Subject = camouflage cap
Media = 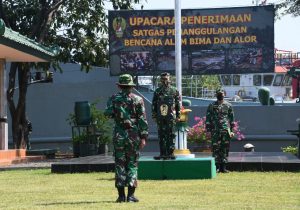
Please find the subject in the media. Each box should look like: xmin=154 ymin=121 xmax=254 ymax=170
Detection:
xmin=160 ymin=72 xmax=170 ymax=80
xmin=116 ymin=74 xmax=135 ymax=86
xmin=216 ymin=88 xmax=225 ymax=94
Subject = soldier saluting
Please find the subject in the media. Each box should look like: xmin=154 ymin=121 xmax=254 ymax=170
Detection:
xmin=205 ymin=89 xmax=235 ymax=173
xmin=152 ymin=72 xmax=181 ymax=159
xmin=105 ymin=74 xmax=148 ymax=203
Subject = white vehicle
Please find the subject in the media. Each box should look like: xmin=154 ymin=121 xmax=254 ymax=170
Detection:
xmin=220 ymin=50 xmax=299 ymax=102
xmin=219 ymin=71 xmax=293 ymax=102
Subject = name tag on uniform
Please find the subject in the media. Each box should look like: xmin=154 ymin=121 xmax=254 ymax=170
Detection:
xmin=160 ymin=104 xmax=168 ymax=116
xmin=157 ymin=96 xmax=173 ymax=118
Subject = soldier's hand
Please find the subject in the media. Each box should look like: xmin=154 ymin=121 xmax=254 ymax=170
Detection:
xmin=230 ymin=132 xmax=235 ymax=138
xmin=140 ymin=138 xmax=146 ymax=149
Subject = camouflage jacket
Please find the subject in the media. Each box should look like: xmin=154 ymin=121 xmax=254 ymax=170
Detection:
xmin=105 ymin=91 xmax=148 ymax=139
xmin=205 ymin=100 xmax=234 ymax=133
xmin=151 ymin=85 xmax=180 ymax=121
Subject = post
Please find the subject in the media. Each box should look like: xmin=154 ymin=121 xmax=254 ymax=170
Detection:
xmin=174 ymin=108 xmax=194 ymax=158
xmin=175 ymin=0 xmax=182 ymax=104
xmin=298 ymin=121 xmax=300 ymax=158
xmin=0 ymin=58 xmax=8 ymax=150
xmin=297 ymin=75 xmax=300 ymax=103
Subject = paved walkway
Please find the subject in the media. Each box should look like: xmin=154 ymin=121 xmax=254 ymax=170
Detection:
xmin=1 ymin=152 xmax=300 ymax=172
xmin=0 ymin=155 xmax=74 ymax=171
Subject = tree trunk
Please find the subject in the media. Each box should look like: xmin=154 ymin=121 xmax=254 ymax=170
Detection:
xmin=7 ymin=63 xmax=30 ymax=149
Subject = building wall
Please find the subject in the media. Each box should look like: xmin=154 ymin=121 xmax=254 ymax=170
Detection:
xmin=7 ymin=63 xmax=300 ymax=152
xmin=186 ymin=105 xmax=300 ymax=152
xmin=8 ymin=63 xmax=118 ymax=142
xmin=188 ymin=105 xmax=300 ymax=136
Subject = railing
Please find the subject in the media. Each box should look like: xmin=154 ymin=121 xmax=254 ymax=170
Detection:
xmin=182 ymin=86 xmax=216 ymax=98
xmin=275 ymin=52 xmax=300 ymax=67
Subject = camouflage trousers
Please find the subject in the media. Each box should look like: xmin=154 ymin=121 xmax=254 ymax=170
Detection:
xmin=211 ymin=131 xmax=231 ymax=166
xmin=114 ymin=130 xmax=140 ymax=188
xmin=157 ymin=120 xmax=176 ymax=156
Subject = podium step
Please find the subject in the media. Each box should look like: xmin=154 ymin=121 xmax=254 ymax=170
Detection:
xmin=138 ymin=157 xmax=216 ymax=180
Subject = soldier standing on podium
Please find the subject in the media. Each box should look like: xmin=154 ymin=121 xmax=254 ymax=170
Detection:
xmin=152 ymin=72 xmax=181 ymax=159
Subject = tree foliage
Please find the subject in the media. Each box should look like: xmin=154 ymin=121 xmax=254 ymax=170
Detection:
xmin=0 ymin=0 xmax=141 ymax=148
xmin=275 ymin=0 xmax=300 ymax=17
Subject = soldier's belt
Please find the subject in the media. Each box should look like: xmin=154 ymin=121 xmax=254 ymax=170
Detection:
xmin=212 ymin=129 xmax=229 ymax=134
xmin=116 ymin=118 xmax=137 ymax=122
xmin=220 ymin=130 xmax=229 ymax=134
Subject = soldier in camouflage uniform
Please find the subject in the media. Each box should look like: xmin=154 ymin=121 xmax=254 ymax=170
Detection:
xmin=205 ymin=89 xmax=234 ymax=173
xmin=152 ymin=72 xmax=181 ymax=159
xmin=105 ymin=74 xmax=148 ymax=203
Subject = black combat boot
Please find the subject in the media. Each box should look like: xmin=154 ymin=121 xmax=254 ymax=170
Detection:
xmin=168 ymin=149 xmax=176 ymax=160
xmin=154 ymin=147 xmax=165 ymax=160
xmin=220 ymin=164 xmax=230 ymax=173
xmin=116 ymin=187 xmax=126 ymax=203
xmin=169 ymin=154 xmax=176 ymax=160
xmin=216 ymin=164 xmax=220 ymax=173
xmin=170 ymin=156 xmax=176 ymax=160
xmin=127 ymin=186 xmax=139 ymax=202
xmin=153 ymin=156 xmax=161 ymax=160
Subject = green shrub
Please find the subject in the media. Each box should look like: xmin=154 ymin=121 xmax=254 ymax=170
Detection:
xmin=90 ymin=101 xmax=113 ymax=145
xmin=182 ymin=99 xmax=192 ymax=106
xmin=281 ymin=145 xmax=298 ymax=156
xmin=269 ymin=97 xmax=275 ymax=105
xmin=258 ymin=87 xmax=270 ymax=105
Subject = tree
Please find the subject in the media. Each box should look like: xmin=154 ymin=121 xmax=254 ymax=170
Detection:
xmin=0 ymin=0 xmax=141 ymax=149
xmin=276 ymin=0 xmax=300 ymax=17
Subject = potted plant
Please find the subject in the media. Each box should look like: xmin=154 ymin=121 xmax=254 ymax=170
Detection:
xmin=72 ymin=133 xmax=82 ymax=157
xmin=187 ymin=116 xmax=245 ymax=152
xmin=89 ymin=101 xmax=113 ymax=154
xmin=74 ymin=131 xmax=93 ymax=157
xmin=187 ymin=116 xmax=211 ymax=152
xmin=69 ymin=125 xmax=98 ymax=157
xmin=67 ymin=100 xmax=113 ymax=156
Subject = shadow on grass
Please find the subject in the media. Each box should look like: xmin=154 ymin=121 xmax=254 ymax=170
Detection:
xmin=96 ymin=177 xmax=114 ymax=181
xmin=38 ymin=200 xmax=116 ymax=206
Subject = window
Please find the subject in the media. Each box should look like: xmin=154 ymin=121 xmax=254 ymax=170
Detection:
xmin=273 ymin=74 xmax=284 ymax=86
xmin=221 ymin=75 xmax=232 ymax=86
xmin=263 ymin=75 xmax=274 ymax=86
xmin=233 ymin=75 xmax=240 ymax=85
xmin=253 ymin=75 xmax=261 ymax=86
xmin=282 ymin=75 xmax=292 ymax=86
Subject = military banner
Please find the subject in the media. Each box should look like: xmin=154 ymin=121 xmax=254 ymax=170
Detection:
xmin=108 ymin=5 xmax=274 ymax=76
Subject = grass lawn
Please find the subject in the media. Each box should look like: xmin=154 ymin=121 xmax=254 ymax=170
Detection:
xmin=0 ymin=169 xmax=299 ymax=210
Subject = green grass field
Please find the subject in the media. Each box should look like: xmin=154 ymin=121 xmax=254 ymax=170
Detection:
xmin=0 ymin=169 xmax=299 ymax=210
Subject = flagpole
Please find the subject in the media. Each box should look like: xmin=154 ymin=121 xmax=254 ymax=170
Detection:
xmin=175 ymin=0 xmax=182 ymax=103
xmin=174 ymin=0 xmax=195 ymax=158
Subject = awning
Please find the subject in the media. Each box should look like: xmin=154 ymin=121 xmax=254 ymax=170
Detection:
xmin=0 ymin=19 xmax=57 ymax=62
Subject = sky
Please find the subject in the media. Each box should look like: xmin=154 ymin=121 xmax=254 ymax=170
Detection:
xmin=111 ymin=0 xmax=300 ymax=52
